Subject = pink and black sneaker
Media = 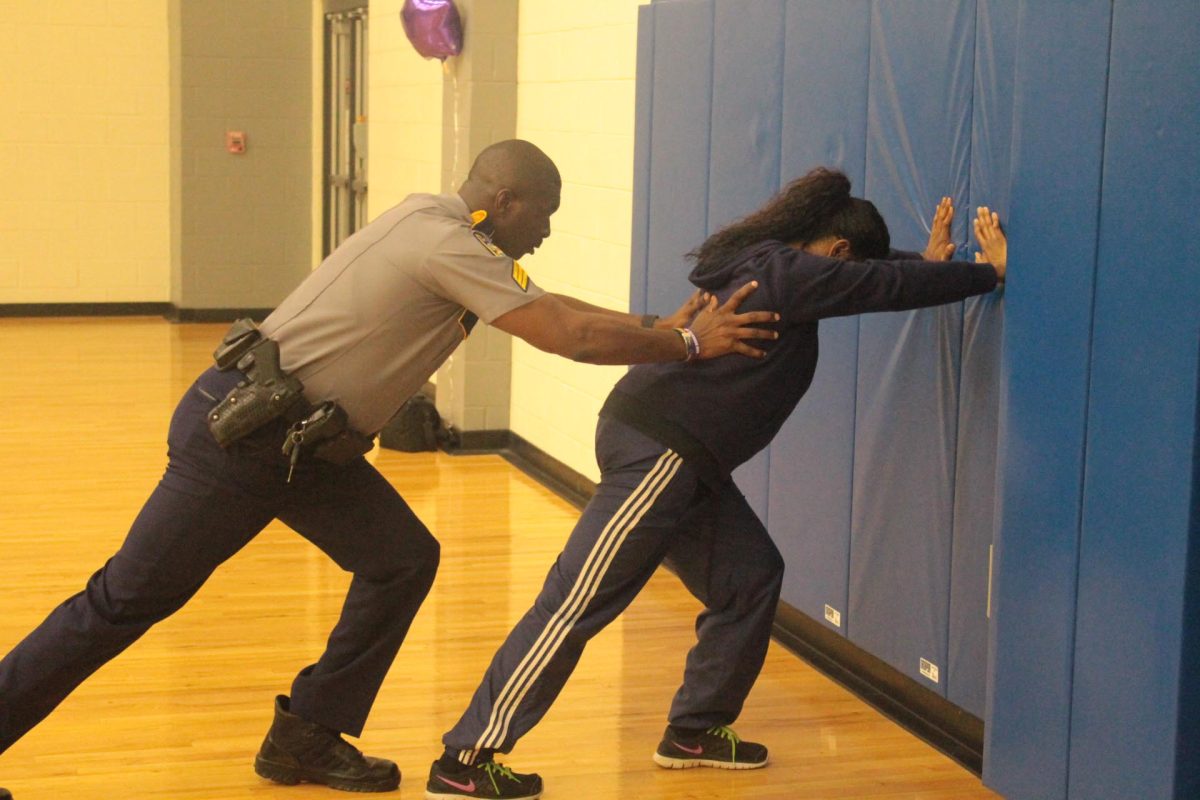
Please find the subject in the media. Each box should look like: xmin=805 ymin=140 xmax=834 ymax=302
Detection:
xmin=653 ymin=725 xmax=769 ymax=770
xmin=425 ymin=758 xmax=542 ymax=799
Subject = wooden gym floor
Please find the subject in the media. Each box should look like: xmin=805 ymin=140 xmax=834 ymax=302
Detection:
xmin=0 ymin=318 xmax=1000 ymax=799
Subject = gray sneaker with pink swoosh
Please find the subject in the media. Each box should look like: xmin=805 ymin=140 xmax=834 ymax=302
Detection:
xmin=425 ymin=759 xmax=542 ymax=799
xmin=653 ymin=725 xmax=769 ymax=770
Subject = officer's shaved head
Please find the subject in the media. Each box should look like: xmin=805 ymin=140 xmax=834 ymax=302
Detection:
xmin=458 ymin=140 xmax=562 ymax=259
xmin=466 ymin=140 xmax=561 ymax=198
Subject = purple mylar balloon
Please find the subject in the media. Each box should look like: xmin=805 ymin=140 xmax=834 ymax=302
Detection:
xmin=400 ymin=0 xmax=463 ymax=61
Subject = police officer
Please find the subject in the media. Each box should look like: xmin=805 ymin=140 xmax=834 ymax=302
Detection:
xmin=0 ymin=140 xmax=776 ymax=796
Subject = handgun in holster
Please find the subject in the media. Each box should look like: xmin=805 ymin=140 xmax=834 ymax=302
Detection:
xmin=213 ymin=318 xmax=262 ymax=369
xmin=207 ymin=324 xmax=307 ymax=447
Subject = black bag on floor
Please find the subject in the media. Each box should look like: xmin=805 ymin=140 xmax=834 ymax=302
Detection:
xmin=380 ymin=393 xmax=446 ymax=452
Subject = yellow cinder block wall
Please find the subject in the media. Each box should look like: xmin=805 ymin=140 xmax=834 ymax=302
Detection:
xmin=0 ymin=0 xmax=439 ymax=305
xmin=367 ymin=0 xmax=444 ymax=220
xmin=0 ymin=2 xmax=170 ymax=303
xmin=511 ymin=0 xmax=647 ymax=482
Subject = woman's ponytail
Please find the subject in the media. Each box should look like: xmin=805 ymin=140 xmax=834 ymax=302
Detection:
xmin=688 ymin=166 xmax=888 ymax=276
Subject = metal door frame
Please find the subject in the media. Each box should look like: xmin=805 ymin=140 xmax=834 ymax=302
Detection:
xmin=322 ymin=6 xmax=368 ymax=257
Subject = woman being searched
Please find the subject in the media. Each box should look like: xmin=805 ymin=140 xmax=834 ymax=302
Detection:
xmin=424 ymin=167 xmax=1009 ymax=800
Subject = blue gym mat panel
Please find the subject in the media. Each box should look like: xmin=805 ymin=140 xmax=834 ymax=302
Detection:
xmin=1068 ymin=3 xmax=1200 ymax=798
xmin=1180 ymin=413 xmax=1200 ymax=800
xmin=847 ymin=0 xmax=977 ymax=696
xmin=946 ymin=0 xmax=1017 ymax=720
xmin=707 ymin=0 xmax=784 ymax=227
xmin=778 ymin=0 xmax=871 ymax=183
xmin=643 ymin=0 xmax=713 ymax=316
xmin=947 ymin=293 xmax=1002 ymax=718
xmin=628 ymin=4 xmax=656 ymax=316
xmin=707 ymin=0 xmax=788 ymax=520
xmin=982 ymin=2 xmax=1113 ymax=797
xmin=766 ymin=0 xmax=872 ymax=628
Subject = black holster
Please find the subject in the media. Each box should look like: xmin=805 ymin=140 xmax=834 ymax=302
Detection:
xmin=206 ymin=319 xmax=374 ymax=464
xmin=207 ymin=336 xmax=306 ymax=447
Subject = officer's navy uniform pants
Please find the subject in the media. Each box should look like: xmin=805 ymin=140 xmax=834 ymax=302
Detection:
xmin=0 ymin=367 xmax=440 ymax=752
xmin=444 ymin=417 xmax=784 ymax=763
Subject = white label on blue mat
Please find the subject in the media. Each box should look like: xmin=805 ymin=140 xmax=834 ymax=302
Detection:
xmin=824 ymin=604 xmax=842 ymax=627
xmin=920 ymin=658 xmax=940 ymax=683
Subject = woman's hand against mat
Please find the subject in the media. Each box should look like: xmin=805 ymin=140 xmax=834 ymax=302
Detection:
xmin=973 ymin=206 xmax=1007 ymax=283
xmin=923 ymin=196 xmax=957 ymax=261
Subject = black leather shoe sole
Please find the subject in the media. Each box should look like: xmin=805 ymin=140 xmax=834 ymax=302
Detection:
xmin=255 ymin=755 xmax=400 ymax=793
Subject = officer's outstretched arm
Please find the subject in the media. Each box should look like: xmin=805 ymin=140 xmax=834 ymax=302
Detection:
xmin=491 ymin=284 xmax=777 ymax=365
xmin=551 ymin=289 xmax=707 ymax=331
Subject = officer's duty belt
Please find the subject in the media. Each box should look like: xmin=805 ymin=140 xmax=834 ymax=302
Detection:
xmin=206 ymin=319 xmax=374 ymax=468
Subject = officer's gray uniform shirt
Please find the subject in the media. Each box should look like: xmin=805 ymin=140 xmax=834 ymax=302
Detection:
xmin=259 ymin=192 xmax=544 ymax=435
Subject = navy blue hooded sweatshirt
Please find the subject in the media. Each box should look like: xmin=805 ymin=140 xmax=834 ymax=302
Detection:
xmin=600 ymin=241 xmax=999 ymax=486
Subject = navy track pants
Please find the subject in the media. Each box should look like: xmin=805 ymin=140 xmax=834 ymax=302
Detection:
xmin=0 ymin=367 xmax=440 ymax=752
xmin=444 ymin=416 xmax=784 ymax=762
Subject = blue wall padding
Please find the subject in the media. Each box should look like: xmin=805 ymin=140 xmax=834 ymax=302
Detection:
xmin=946 ymin=0 xmax=1016 ymax=719
xmin=766 ymin=0 xmax=871 ymax=626
xmin=848 ymin=306 xmax=961 ymax=699
xmin=708 ymin=0 xmax=787 ymax=518
xmin=847 ymin=0 xmax=977 ymax=695
xmin=947 ymin=294 xmax=1001 ymax=717
xmin=707 ymin=0 xmax=783 ymax=224
xmin=1067 ymin=3 xmax=1200 ymax=798
xmin=982 ymin=2 xmax=1113 ymax=797
xmin=778 ymin=0 xmax=871 ymax=184
xmin=643 ymin=0 xmax=712 ymax=316
xmin=1181 ymin=419 xmax=1200 ymax=800
xmin=965 ymin=0 xmax=1016 ymax=247
xmin=628 ymin=4 xmax=656 ymax=317
xmin=634 ymin=1 xmax=1200 ymax=796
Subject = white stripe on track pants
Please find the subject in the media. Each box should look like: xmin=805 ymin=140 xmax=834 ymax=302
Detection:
xmin=443 ymin=416 xmax=785 ymax=763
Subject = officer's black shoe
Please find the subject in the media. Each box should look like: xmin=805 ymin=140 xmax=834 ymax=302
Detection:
xmin=0 ymin=787 xmax=11 ymax=799
xmin=254 ymin=695 xmax=400 ymax=793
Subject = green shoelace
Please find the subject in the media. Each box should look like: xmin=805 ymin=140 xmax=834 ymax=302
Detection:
xmin=482 ymin=760 xmax=520 ymax=794
xmin=706 ymin=725 xmax=741 ymax=761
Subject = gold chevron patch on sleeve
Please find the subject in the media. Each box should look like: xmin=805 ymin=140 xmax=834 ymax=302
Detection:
xmin=511 ymin=261 xmax=529 ymax=291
